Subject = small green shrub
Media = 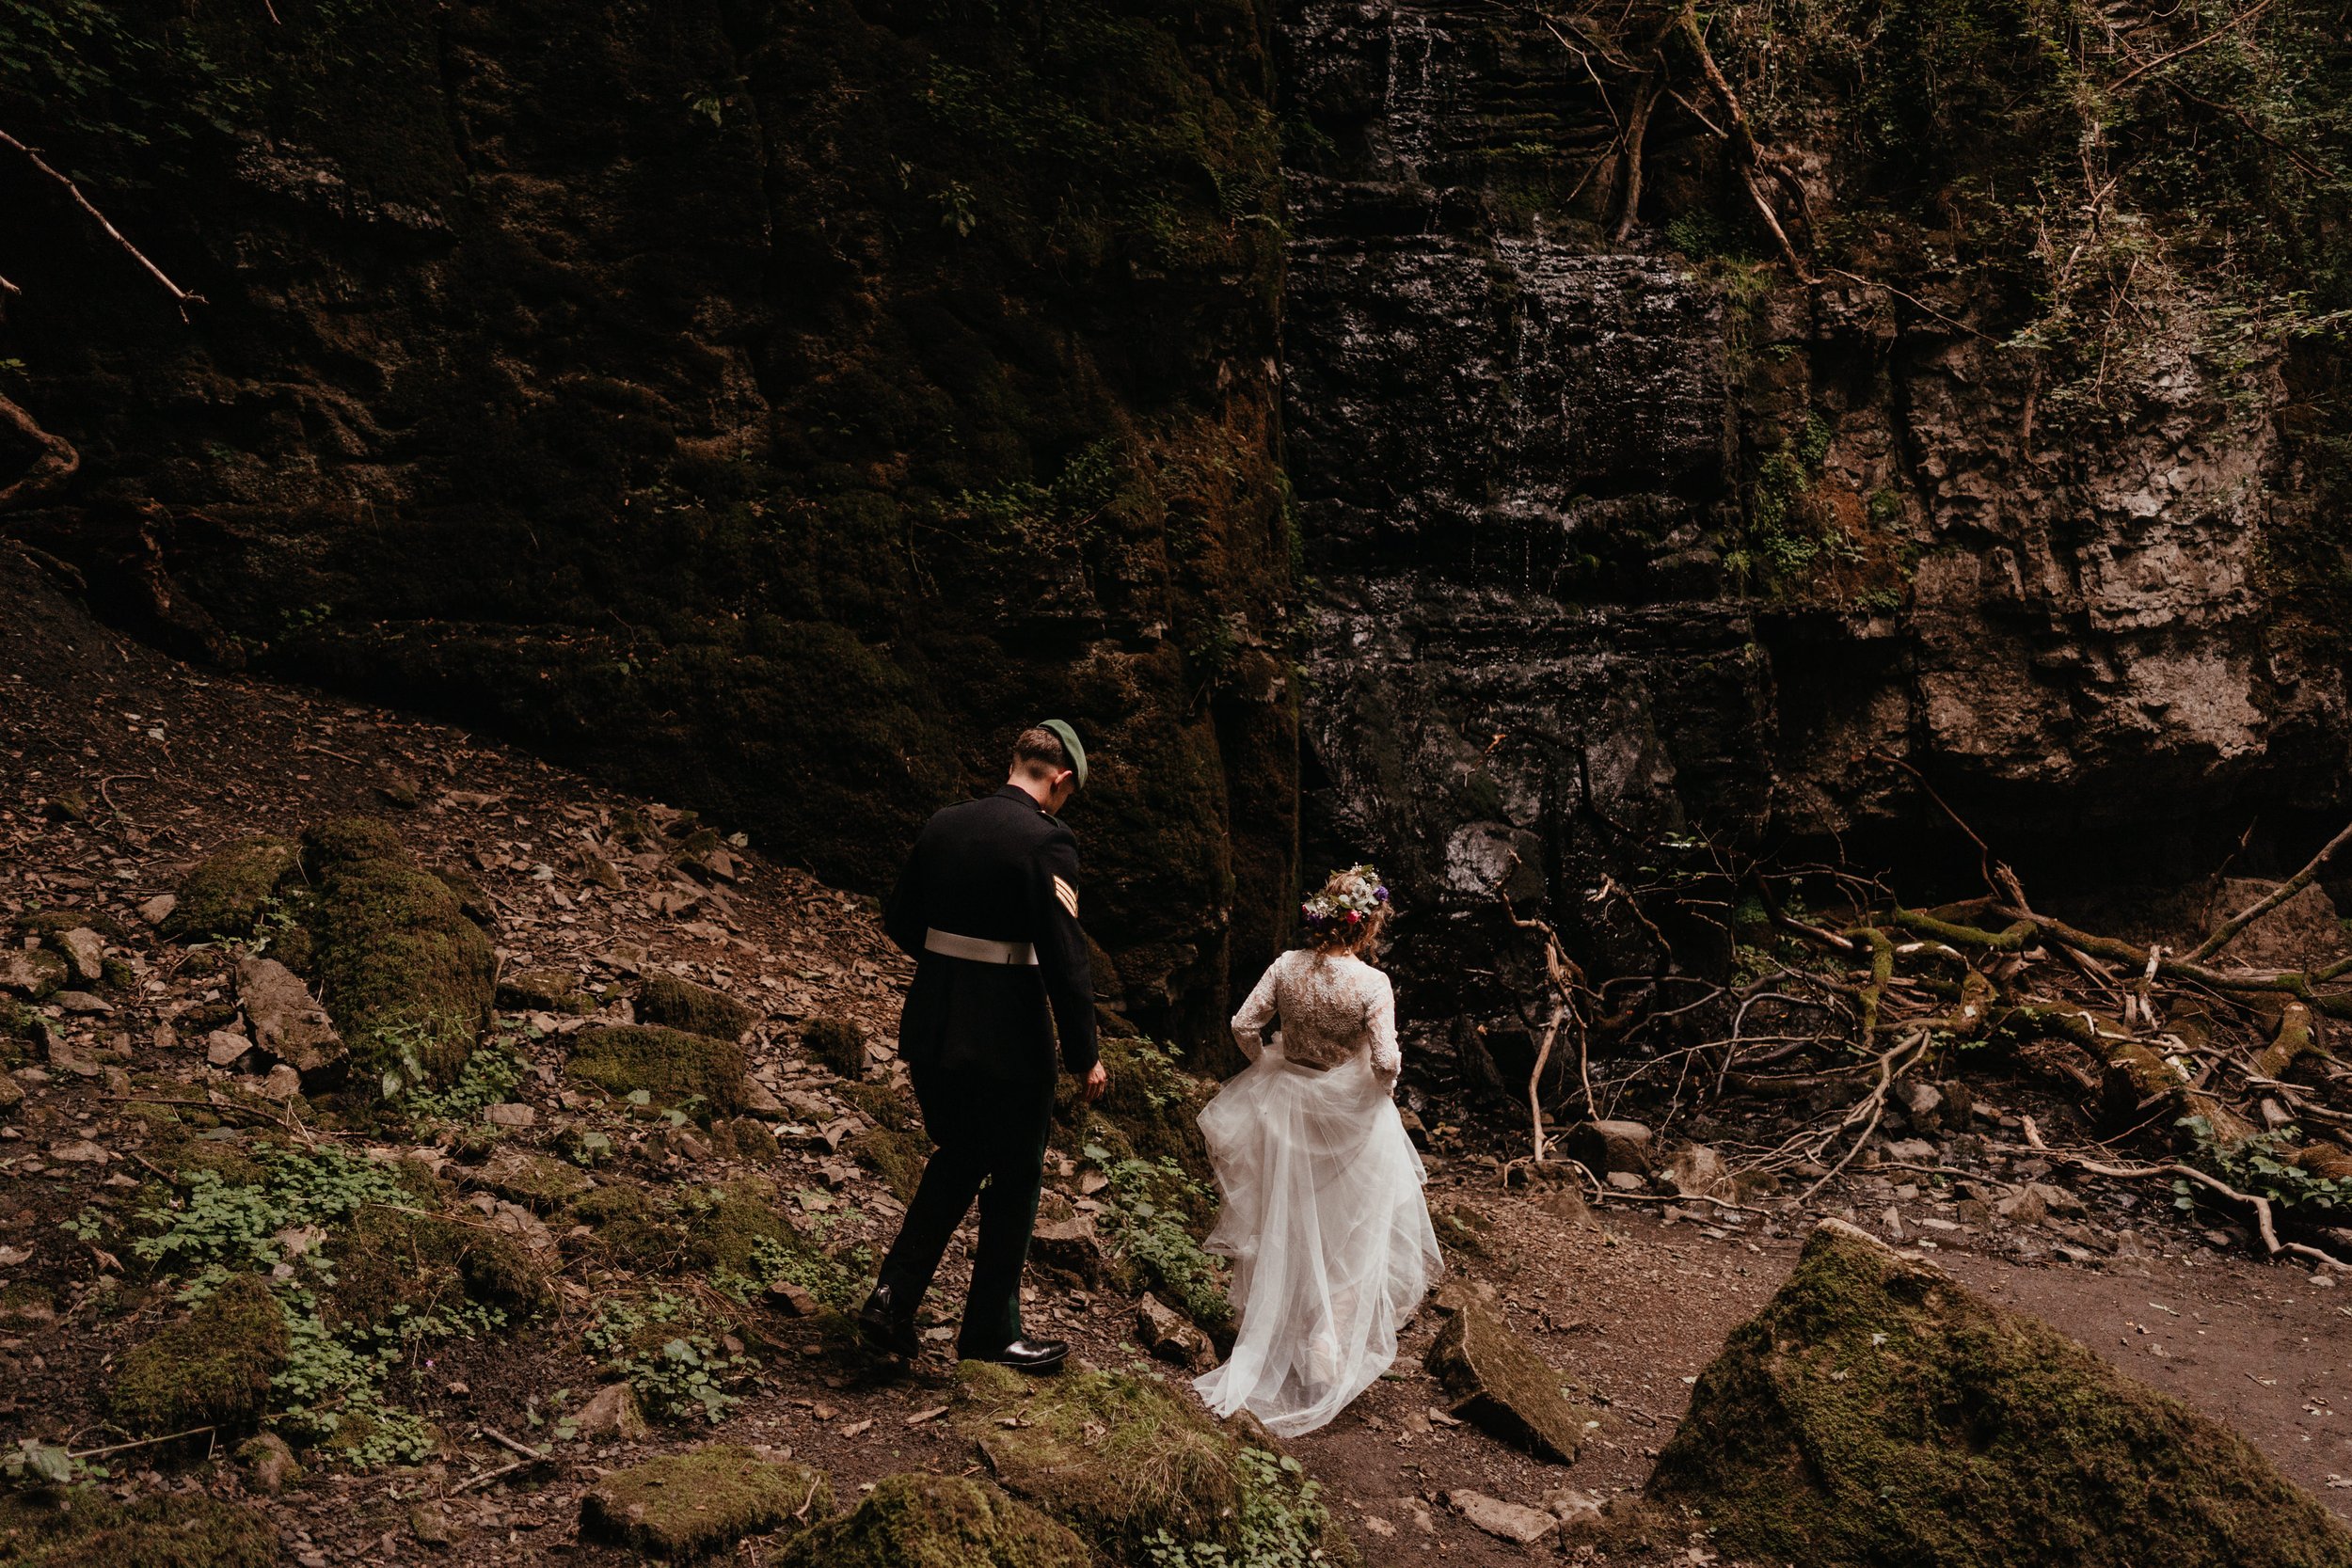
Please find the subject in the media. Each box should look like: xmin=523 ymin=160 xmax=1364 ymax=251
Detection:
xmin=585 ymin=1291 xmax=753 ymax=1425
xmin=1144 ymin=1448 xmax=1349 ymax=1568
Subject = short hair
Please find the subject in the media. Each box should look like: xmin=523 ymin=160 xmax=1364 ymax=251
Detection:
xmin=1010 ymin=725 xmax=1073 ymax=782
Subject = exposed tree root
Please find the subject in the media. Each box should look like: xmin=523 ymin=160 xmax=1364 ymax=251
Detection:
xmin=2021 ymin=1116 xmax=2348 ymax=1273
xmin=0 ymin=392 xmax=78 ymax=513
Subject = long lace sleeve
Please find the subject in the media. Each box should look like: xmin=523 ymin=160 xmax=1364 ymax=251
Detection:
xmin=1365 ymin=969 xmax=1401 ymax=1085
xmin=1231 ymin=957 xmax=1281 ymax=1062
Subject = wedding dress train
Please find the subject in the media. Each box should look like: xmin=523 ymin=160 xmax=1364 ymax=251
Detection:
xmin=1192 ymin=950 xmax=1441 ymax=1437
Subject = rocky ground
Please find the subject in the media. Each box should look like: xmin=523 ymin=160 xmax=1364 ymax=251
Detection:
xmin=3 ymin=545 xmax=2349 ymax=1567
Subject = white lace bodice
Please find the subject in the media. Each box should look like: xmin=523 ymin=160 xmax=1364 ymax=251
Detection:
xmin=1231 ymin=949 xmax=1401 ymax=1082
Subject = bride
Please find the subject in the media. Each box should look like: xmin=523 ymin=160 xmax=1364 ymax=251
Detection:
xmin=1192 ymin=865 xmax=1442 ymax=1436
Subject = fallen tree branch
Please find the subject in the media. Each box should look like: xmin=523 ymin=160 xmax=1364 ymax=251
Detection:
xmin=0 ymin=128 xmax=205 ymax=317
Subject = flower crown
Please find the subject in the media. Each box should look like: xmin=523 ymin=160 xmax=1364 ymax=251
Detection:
xmin=1302 ymin=863 xmax=1390 ymax=933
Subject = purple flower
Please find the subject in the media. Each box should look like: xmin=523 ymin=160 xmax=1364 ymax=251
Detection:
xmin=1373 ymin=885 xmax=1390 ymax=903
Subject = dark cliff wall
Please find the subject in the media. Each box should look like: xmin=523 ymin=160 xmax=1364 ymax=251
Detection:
xmin=1278 ymin=0 xmax=2352 ymax=1029
xmin=0 ymin=0 xmax=1297 ymax=1041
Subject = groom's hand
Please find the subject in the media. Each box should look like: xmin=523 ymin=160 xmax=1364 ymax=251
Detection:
xmin=1082 ymin=1061 xmax=1108 ymax=1103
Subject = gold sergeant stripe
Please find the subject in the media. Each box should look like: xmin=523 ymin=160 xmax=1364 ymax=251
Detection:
xmin=1052 ymin=875 xmax=1079 ymax=917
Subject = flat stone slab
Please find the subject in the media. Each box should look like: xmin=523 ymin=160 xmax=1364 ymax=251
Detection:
xmin=1448 ymin=1489 xmax=1559 ymax=1545
xmin=1424 ymin=1299 xmax=1590 ymax=1464
xmin=236 ymin=957 xmax=345 ymax=1080
xmin=580 ymin=1445 xmax=829 ymax=1559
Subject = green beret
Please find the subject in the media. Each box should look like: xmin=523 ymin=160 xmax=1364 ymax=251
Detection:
xmin=1041 ymin=719 xmax=1087 ymax=789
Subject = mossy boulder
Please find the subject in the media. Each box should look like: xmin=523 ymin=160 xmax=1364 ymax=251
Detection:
xmin=955 ymin=1360 xmax=1242 ymax=1557
xmin=775 ymin=1474 xmax=1091 ymax=1568
xmin=580 ymin=1444 xmax=830 ymax=1559
xmin=1647 ymin=1218 xmax=2352 ymax=1568
xmin=0 ymin=1491 xmax=282 ymax=1568
xmin=639 ymin=974 xmax=755 ymax=1040
xmin=109 ymin=1275 xmax=289 ymax=1434
xmin=1424 ymin=1299 xmax=1590 ymax=1464
xmin=0 ymin=948 xmax=68 ymax=1001
xmin=161 ymin=836 xmax=300 ymax=941
xmin=800 ymin=1015 xmax=867 ymax=1081
xmin=566 ymin=1024 xmax=750 ymax=1115
xmin=299 ymin=817 xmax=495 ymax=1093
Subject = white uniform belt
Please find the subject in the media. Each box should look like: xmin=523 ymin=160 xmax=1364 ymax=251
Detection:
xmin=925 ymin=928 xmax=1038 ymax=966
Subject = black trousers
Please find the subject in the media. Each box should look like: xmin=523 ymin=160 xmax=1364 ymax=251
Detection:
xmin=874 ymin=1062 xmax=1053 ymax=1355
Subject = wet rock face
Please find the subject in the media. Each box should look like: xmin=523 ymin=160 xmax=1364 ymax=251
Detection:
xmin=1278 ymin=0 xmax=2352 ymax=1032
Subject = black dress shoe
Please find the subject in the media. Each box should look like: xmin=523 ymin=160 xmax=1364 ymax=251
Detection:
xmin=965 ymin=1337 xmax=1069 ymax=1373
xmin=858 ymin=1284 xmax=921 ymax=1359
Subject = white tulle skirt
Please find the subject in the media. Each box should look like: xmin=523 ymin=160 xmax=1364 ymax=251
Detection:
xmin=1192 ymin=1046 xmax=1442 ymax=1437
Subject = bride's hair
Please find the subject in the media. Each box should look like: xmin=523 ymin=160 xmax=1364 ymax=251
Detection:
xmin=1300 ymin=864 xmax=1390 ymax=956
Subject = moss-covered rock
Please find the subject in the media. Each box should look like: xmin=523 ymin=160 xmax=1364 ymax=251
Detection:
xmin=772 ymin=1473 xmax=1091 ymax=1568
xmin=850 ymin=1124 xmax=931 ymax=1202
xmin=325 ymin=1207 xmax=548 ymax=1332
xmin=0 ymin=947 xmax=68 ymax=1002
xmin=0 ymin=1491 xmax=282 ymax=1568
xmin=496 ymin=965 xmax=595 ymax=1014
xmin=679 ymin=1178 xmax=793 ymax=1275
xmin=566 ymin=1024 xmax=749 ymax=1115
xmin=1647 ymin=1218 xmax=2352 ymax=1568
xmin=470 ymin=1148 xmax=593 ymax=1211
xmin=580 ymin=1445 xmax=830 ymax=1559
xmin=299 ymin=818 xmax=495 ymax=1093
xmin=109 ymin=1275 xmax=289 ymax=1434
xmin=639 ymin=974 xmax=754 ymax=1040
xmin=1052 ymin=1036 xmax=1216 ymax=1191
xmin=1424 ymin=1298 xmax=1590 ymax=1464
xmin=569 ymin=1183 xmax=683 ymax=1271
xmin=161 ymin=837 xmax=300 ymax=942
xmin=955 ymin=1360 xmax=1242 ymax=1557
xmin=800 ymin=1015 xmax=867 ymax=1081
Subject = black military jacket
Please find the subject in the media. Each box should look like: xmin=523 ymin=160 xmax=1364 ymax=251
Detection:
xmin=883 ymin=784 xmax=1099 ymax=1084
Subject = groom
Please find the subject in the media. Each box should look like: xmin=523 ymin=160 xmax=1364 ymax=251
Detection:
xmin=859 ymin=721 xmax=1109 ymax=1371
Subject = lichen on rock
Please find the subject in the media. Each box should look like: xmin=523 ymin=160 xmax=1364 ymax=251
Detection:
xmin=771 ymin=1472 xmax=1090 ymax=1568
xmin=108 ymin=1274 xmax=290 ymax=1434
xmin=579 ymin=1444 xmax=831 ymax=1559
xmin=565 ymin=1024 xmax=750 ymax=1116
xmin=1647 ymin=1218 xmax=2352 ymax=1568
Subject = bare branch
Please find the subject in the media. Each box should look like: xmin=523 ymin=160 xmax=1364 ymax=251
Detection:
xmin=0 ymin=126 xmax=205 ymax=317
xmin=2188 ymin=816 xmax=2352 ymax=964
